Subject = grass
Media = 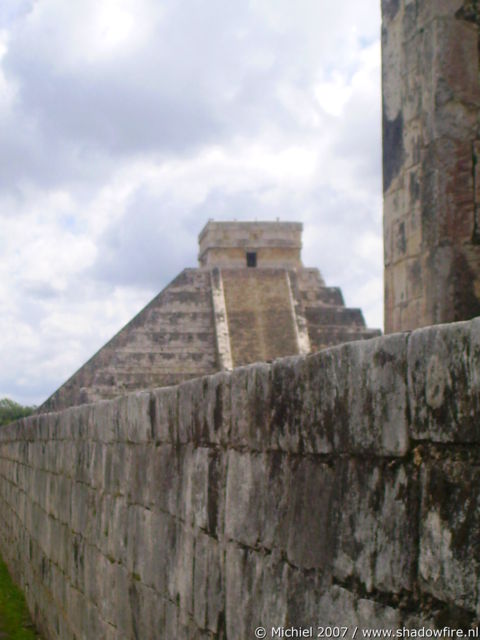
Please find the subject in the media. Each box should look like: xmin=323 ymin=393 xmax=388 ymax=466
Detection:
xmin=0 ymin=555 xmax=42 ymax=639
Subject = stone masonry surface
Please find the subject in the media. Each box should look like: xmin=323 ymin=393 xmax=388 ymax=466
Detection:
xmin=382 ymin=0 xmax=480 ymax=332
xmin=1 ymin=319 xmax=480 ymax=638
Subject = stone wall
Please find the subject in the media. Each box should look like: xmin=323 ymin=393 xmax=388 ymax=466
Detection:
xmin=382 ymin=0 xmax=480 ymax=332
xmin=1 ymin=320 xmax=480 ymax=639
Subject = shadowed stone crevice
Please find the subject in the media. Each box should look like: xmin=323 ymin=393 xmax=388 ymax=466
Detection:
xmin=331 ymin=575 xmax=475 ymax=630
xmin=456 ymin=0 xmax=480 ymax=27
xmin=383 ymin=108 xmax=405 ymax=192
xmin=471 ymin=141 xmax=480 ymax=244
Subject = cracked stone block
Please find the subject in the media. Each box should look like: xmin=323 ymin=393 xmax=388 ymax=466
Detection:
xmin=333 ymin=459 xmax=418 ymax=593
xmin=286 ymin=457 xmax=335 ymax=571
xmin=115 ymin=392 xmax=153 ymax=443
xmin=225 ymin=543 xmax=265 ymax=640
xmin=408 ymin=319 xmax=480 ymax=442
xmin=317 ymin=586 xmax=401 ymax=630
xmin=419 ymin=460 xmax=480 ymax=616
xmin=192 ymin=531 xmax=223 ymax=633
xmin=150 ymin=385 xmax=178 ymax=443
xmin=225 ymin=451 xmax=332 ymax=568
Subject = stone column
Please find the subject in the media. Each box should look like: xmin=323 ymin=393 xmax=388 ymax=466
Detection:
xmin=382 ymin=0 xmax=480 ymax=333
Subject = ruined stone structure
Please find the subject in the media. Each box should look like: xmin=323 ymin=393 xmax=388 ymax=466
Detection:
xmin=383 ymin=0 xmax=480 ymax=332
xmin=4 ymin=2 xmax=480 ymax=637
xmin=41 ymin=220 xmax=379 ymax=412
xmin=1 ymin=319 xmax=480 ymax=639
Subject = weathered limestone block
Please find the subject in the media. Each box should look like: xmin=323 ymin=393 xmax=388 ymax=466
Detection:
xmin=47 ymin=474 xmax=72 ymax=523
xmin=286 ymin=457 xmax=336 ymax=570
xmin=84 ymin=542 xmax=107 ymax=607
xmin=260 ymin=550 xmax=289 ymax=632
xmin=150 ymin=385 xmax=178 ymax=443
xmin=13 ymin=486 xmax=26 ymax=524
xmin=225 ymin=450 xmax=292 ymax=552
xmin=189 ymin=377 xmax=222 ymax=446
xmin=84 ymin=440 xmax=105 ymax=490
xmin=68 ymin=533 xmax=86 ymax=593
xmin=159 ymin=600 xmax=177 ymax=639
xmin=419 ymin=459 xmax=480 ymax=616
xmin=124 ymin=581 xmax=166 ymax=640
xmin=70 ymin=481 xmax=96 ymax=538
xmin=333 ymin=334 xmax=409 ymax=455
xmin=65 ymin=404 xmax=91 ymax=441
xmin=94 ymin=492 xmax=115 ymax=556
xmin=284 ymin=564 xmax=324 ymax=629
xmin=178 ymin=379 xmax=203 ymax=444
xmin=115 ymin=392 xmax=153 ymax=443
xmin=49 ymin=562 xmax=68 ymax=623
xmin=65 ymin=583 xmax=86 ymax=639
xmin=415 ymin=0 xmax=465 ymax=25
xmin=268 ymin=335 xmax=408 ymax=456
xmin=126 ymin=504 xmax=153 ymax=583
xmin=151 ymin=443 xmax=184 ymax=517
xmin=57 ymin=440 xmax=76 ymax=479
xmin=72 ymin=441 xmax=94 ymax=485
xmin=225 ymin=450 xmax=335 ymax=570
xmin=45 ymin=517 xmax=69 ymax=574
xmin=261 ymin=453 xmax=291 ymax=550
xmin=333 ymin=460 xmax=418 ymax=593
xmin=408 ymin=319 xmax=480 ymax=442
xmin=103 ymin=442 xmax=129 ymax=496
xmin=104 ymin=495 xmax=129 ymax=565
xmin=80 ymin=400 xmax=115 ymax=442
xmin=204 ymin=371 xmax=232 ymax=445
xmin=37 ymin=412 xmax=54 ymax=441
xmin=181 ymin=445 xmax=212 ymax=530
xmin=192 ymin=531 xmax=223 ymax=633
xmin=230 ymin=363 xmax=274 ymax=450
xmin=103 ymin=562 xmax=132 ymax=634
xmin=127 ymin=444 xmax=155 ymax=507
xmin=225 ymin=543 xmax=264 ymax=640
xmin=148 ymin=510 xmax=177 ymax=597
xmin=270 ymin=355 xmax=332 ymax=454
xmin=83 ymin=599 xmax=116 ymax=640
xmin=225 ymin=450 xmax=269 ymax=547
xmin=29 ymin=501 xmax=49 ymax=551
xmin=316 ymin=586 xmax=401 ymax=630
xmin=32 ymin=468 xmax=48 ymax=510
xmin=170 ymin=524 xmax=195 ymax=619
xmin=44 ymin=441 xmax=59 ymax=474
xmin=270 ymin=336 xmax=406 ymax=456
xmin=96 ymin=553 xmax=122 ymax=627
xmin=0 ymin=458 xmax=13 ymax=486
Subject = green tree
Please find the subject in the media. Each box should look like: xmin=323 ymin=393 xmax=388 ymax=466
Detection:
xmin=0 ymin=398 xmax=36 ymax=426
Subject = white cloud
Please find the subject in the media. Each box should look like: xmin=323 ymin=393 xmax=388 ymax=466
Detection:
xmin=0 ymin=0 xmax=383 ymax=405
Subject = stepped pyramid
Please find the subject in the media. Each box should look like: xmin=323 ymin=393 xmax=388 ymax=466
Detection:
xmin=41 ymin=221 xmax=380 ymax=412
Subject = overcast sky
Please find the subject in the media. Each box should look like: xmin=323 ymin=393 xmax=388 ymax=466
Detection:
xmin=0 ymin=0 xmax=382 ymax=406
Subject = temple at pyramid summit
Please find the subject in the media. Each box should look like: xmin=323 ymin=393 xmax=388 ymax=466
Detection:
xmin=40 ymin=220 xmax=381 ymax=412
